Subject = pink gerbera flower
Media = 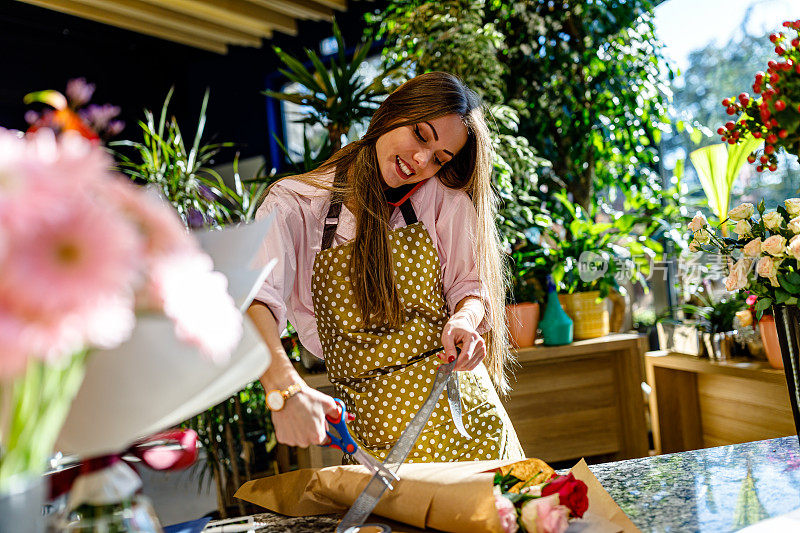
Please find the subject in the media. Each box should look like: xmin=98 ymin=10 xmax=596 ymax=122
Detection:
xmin=102 ymin=176 xmax=194 ymax=260
xmin=0 ymin=186 xmax=142 ymax=365
xmin=0 ymin=309 xmax=32 ymax=379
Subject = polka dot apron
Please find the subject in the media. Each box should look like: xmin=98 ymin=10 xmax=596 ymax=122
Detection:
xmin=310 ymin=176 xmax=524 ymax=463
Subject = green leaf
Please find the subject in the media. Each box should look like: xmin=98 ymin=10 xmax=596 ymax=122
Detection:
xmin=778 ymin=274 xmax=800 ymax=294
xmin=755 ymin=297 xmax=773 ymax=313
xmin=776 ymin=288 xmax=791 ymax=304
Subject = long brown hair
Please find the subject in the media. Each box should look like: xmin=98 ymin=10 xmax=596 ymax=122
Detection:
xmin=272 ymin=72 xmax=511 ymax=393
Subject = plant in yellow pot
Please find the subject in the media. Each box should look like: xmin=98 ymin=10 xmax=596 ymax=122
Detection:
xmin=536 ymin=192 xmax=664 ymax=340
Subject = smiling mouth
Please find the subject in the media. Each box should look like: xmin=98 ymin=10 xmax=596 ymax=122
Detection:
xmin=396 ymin=156 xmax=415 ymax=179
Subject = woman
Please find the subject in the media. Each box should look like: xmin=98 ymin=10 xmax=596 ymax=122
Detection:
xmin=248 ymin=72 xmax=523 ymax=462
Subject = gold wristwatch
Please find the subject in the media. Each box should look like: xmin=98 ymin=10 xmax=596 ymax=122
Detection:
xmin=266 ymin=383 xmax=302 ymax=412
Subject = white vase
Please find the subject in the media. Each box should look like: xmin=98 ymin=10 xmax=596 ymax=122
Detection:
xmin=0 ymin=475 xmax=46 ymax=533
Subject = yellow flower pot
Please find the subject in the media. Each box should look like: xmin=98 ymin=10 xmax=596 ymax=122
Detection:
xmin=558 ymin=291 xmax=610 ymax=340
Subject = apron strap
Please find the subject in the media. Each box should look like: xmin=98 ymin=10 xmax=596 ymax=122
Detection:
xmin=321 ymin=170 xmax=421 ymax=250
xmin=321 ymin=167 xmax=347 ymax=251
xmin=399 ymin=199 xmax=418 ymax=226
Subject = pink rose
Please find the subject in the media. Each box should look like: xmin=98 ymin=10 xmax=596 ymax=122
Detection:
xmin=763 ymin=211 xmax=783 ymax=230
xmin=788 ymin=235 xmax=800 ymax=260
xmin=520 ymin=494 xmax=569 ymax=533
xmin=743 ymin=238 xmax=762 ymax=257
xmin=761 ymin=234 xmax=786 ymax=257
xmin=728 ymin=203 xmax=754 ymax=221
xmin=494 ymin=493 xmax=519 ymax=533
xmin=756 ymin=256 xmax=781 ymax=287
xmin=725 ymin=258 xmax=750 ymax=292
xmin=688 ymin=212 xmax=707 ymax=233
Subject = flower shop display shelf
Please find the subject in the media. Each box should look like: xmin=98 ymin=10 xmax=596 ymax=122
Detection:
xmin=239 ymin=436 xmax=800 ymax=532
xmin=645 ymin=351 xmax=796 ymax=455
xmin=505 ymin=333 xmax=650 ymax=464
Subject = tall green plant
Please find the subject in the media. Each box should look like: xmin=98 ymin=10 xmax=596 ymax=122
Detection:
xmin=489 ymin=0 xmax=673 ymax=212
xmin=113 ymin=90 xmax=274 ymax=517
xmin=111 ymin=89 xmax=265 ymax=228
xmin=370 ymin=0 xmax=507 ymax=104
xmin=689 ymin=134 xmax=763 ymax=226
xmin=264 ymin=19 xmax=405 ymax=152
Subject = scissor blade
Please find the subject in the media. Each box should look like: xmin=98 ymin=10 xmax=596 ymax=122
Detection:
xmin=353 ymin=449 xmax=397 ymax=490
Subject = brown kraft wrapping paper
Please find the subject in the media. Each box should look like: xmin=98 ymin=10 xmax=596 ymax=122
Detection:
xmin=235 ymin=458 xmax=640 ymax=533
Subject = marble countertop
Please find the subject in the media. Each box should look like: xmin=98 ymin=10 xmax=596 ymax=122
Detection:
xmin=588 ymin=436 xmax=800 ymax=532
xmin=249 ymin=437 xmax=800 ymax=532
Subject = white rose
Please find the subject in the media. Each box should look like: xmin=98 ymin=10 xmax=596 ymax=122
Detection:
xmin=688 ymin=212 xmax=707 ymax=233
xmin=789 ymin=217 xmax=800 ymax=234
xmin=763 ymin=211 xmax=784 ymax=231
xmin=786 ymin=198 xmax=800 ymax=217
xmin=725 ymin=258 xmax=750 ymax=292
xmin=756 ymin=256 xmax=782 ymax=287
xmin=694 ymin=228 xmax=711 ymax=244
xmin=728 ymin=203 xmax=754 ymax=221
xmin=788 ymin=235 xmax=800 ymax=260
xmin=761 ymin=234 xmax=787 ymax=257
xmin=735 ymin=219 xmax=752 ymax=237
xmin=743 ymin=238 xmax=763 ymax=257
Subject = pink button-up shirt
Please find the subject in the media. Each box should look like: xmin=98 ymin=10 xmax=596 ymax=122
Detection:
xmin=253 ymin=174 xmax=490 ymax=359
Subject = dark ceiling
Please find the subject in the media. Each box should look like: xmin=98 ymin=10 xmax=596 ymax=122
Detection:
xmin=1 ymin=0 xmax=386 ymax=169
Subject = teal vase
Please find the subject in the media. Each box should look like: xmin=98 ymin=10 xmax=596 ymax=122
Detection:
xmin=539 ymin=278 xmax=573 ymax=346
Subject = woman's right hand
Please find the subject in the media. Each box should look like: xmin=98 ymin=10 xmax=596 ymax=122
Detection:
xmin=246 ymin=302 xmax=340 ymax=448
xmin=270 ymin=384 xmax=341 ymax=448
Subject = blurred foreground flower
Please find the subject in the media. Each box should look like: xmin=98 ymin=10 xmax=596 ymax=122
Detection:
xmin=0 ymin=127 xmax=240 ymax=489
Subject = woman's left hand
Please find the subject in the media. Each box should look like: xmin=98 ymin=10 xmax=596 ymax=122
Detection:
xmin=441 ymin=315 xmax=485 ymax=371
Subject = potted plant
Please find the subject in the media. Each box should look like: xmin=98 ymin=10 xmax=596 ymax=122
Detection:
xmin=677 ymin=291 xmax=748 ymax=360
xmin=534 ymin=192 xmax=664 ymax=340
xmin=632 ymin=309 xmax=660 ymax=351
xmin=505 ymin=239 xmax=548 ymax=348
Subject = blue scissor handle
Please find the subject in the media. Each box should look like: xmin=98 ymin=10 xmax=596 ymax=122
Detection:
xmin=324 ymin=398 xmax=358 ymax=455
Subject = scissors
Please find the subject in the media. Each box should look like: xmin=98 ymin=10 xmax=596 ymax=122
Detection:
xmin=323 ymin=398 xmax=399 ymax=490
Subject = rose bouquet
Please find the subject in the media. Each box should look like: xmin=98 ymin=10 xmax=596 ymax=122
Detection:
xmin=719 ymin=19 xmax=800 ymax=173
xmin=687 ymin=199 xmax=800 ymax=318
xmin=236 ymin=458 xmax=632 ymax=533
xmin=0 ymin=127 xmax=242 ymax=492
xmin=493 ymin=459 xmax=588 ymax=533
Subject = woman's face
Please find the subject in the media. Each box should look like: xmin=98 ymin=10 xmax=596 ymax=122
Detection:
xmin=375 ymin=114 xmax=469 ymax=189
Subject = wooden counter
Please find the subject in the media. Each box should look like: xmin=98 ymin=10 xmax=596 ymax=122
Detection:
xmin=645 ymin=351 xmax=795 ymax=454
xmin=504 ymin=333 xmax=650 ymax=463
xmin=285 ymin=333 xmax=650 ymax=469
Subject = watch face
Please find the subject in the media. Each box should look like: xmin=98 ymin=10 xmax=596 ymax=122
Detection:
xmin=267 ymin=390 xmax=285 ymax=411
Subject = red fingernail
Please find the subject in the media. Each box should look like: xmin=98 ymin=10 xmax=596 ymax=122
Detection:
xmin=448 ymin=355 xmax=456 ymax=363
xmin=347 ymin=412 xmax=356 ymax=422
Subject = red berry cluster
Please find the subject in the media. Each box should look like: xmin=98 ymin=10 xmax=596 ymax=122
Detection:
xmin=720 ymin=20 xmax=800 ymax=173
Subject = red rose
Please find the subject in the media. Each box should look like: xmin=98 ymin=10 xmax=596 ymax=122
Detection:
xmin=540 ymin=473 xmax=589 ymax=518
